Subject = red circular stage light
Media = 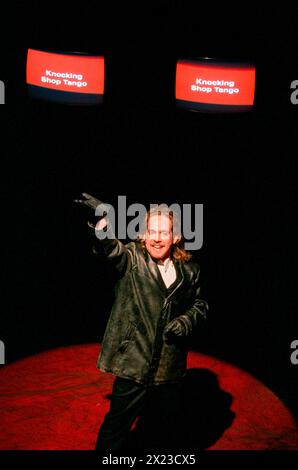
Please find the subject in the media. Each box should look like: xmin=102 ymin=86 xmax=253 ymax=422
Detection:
xmin=0 ymin=344 xmax=297 ymax=450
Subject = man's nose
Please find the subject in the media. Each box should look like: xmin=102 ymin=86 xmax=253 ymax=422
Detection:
xmin=153 ymin=232 xmax=161 ymax=242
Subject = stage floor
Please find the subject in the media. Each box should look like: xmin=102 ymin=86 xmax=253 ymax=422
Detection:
xmin=0 ymin=344 xmax=297 ymax=450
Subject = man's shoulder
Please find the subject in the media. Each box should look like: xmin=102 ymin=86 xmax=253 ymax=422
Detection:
xmin=182 ymin=258 xmax=200 ymax=276
xmin=123 ymin=240 xmax=145 ymax=259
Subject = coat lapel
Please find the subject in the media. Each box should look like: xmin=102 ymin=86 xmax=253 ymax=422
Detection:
xmin=145 ymin=250 xmax=167 ymax=293
xmin=144 ymin=250 xmax=187 ymax=300
xmin=166 ymin=260 xmax=185 ymax=301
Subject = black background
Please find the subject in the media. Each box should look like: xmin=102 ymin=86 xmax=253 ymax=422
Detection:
xmin=1 ymin=1 xmax=298 ymax=434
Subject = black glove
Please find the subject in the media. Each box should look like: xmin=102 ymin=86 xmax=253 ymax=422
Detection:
xmin=163 ymin=315 xmax=192 ymax=345
xmin=74 ymin=192 xmax=105 ymax=210
xmin=74 ymin=192 xmax=109 ymax=228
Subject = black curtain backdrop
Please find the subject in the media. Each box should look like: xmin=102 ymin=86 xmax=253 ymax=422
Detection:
xmin=1 ymin=2 xmax=298 ymax=428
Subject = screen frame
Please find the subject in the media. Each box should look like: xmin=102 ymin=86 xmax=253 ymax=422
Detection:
xmin=175 ymin=56 xmax=256 ymax=113
xmin=26 ymin=48 xmax=105 ymax=106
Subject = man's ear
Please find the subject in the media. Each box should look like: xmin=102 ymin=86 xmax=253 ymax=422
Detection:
xmin=173 ymin=235 xmax=181 ymax=245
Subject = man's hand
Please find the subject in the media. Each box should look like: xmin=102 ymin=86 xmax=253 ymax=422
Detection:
xmin=163 ymin=317 xmax=188 ymax=345
xmin=74 ymin=192 xmax=109 ymax=229
xmin=74 ymin=192 xmax=104 ymax=211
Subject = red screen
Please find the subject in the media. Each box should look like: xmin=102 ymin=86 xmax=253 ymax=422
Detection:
xmin=26 ymin=49 xmax=104 ymax=95
xmin=175 ymin=60 xmax=255 ymax=107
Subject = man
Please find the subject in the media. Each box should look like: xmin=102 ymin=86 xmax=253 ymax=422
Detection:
xmin=88 ymin=201 xmax=208 ymax=452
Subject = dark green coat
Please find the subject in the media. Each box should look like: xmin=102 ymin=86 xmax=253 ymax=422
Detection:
xmin=93 ymin=226 xmax=208 ymax=385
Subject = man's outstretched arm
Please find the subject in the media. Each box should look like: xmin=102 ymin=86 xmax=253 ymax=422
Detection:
xmin=92 ymin=216 xmax=133 ymax=276
xmin=75 ymin=192 xmax=133 ymax=276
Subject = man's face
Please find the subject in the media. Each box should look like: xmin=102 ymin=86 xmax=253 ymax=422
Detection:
xmin=145 ymin=214 xmax=174 ymax=261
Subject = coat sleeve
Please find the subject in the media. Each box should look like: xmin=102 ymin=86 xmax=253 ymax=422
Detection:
xmin=92 ymin=222 xmax=133 ymax=276
xmin=178 ymin=267 xmax=209 ymax=336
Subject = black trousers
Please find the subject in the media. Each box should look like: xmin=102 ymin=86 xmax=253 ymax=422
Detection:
xmin=95 ymin=376 xmax=184 ymax=452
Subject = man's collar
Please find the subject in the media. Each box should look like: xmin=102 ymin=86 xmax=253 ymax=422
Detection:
xmin=156 ymin=257 xmax=172 ymax=272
